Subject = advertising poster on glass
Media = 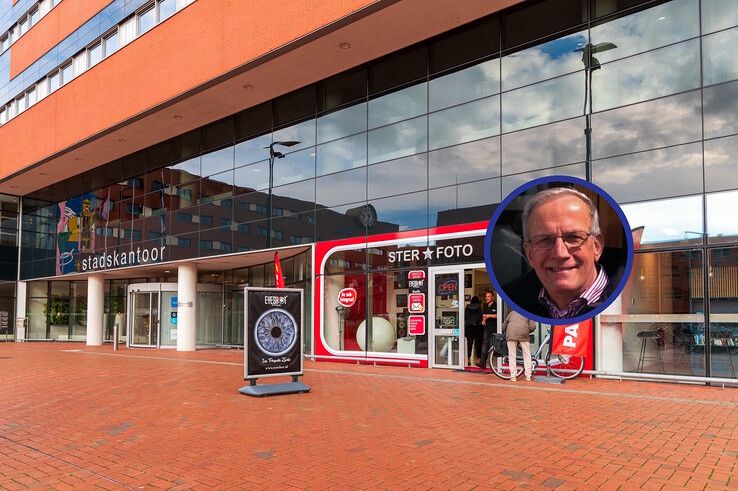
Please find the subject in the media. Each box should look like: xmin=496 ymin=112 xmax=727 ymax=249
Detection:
xmin=244 ymin=287 xmax=304 ymax=380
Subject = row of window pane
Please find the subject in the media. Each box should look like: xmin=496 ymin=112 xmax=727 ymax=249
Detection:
xmin=0 ymin=0 xmax=60 ymax=54
xmin=0 ymin=0 xmax=186 ymax=126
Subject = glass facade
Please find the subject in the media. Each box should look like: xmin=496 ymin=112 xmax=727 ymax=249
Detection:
xmin=8 ymin=0 xmax=738 ymax=378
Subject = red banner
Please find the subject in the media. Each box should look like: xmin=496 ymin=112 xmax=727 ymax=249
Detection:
xmin=274 ymin=251 xmax=285 ymax=288
xmin=551 ymin=320 xmax=591 ymax=357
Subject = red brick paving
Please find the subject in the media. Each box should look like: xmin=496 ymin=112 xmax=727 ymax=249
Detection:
xmin=0 ymin=343 xmax=736 ymax=490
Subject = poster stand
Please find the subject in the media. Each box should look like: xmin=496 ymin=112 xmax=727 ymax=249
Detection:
xmin=239 ymin=375 xmax=311 ymax=397
xmin=239 ymin=287 xmax=310 ymax=397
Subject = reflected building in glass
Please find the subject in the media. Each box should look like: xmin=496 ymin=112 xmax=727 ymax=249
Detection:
xmin=2 ymin=0 xmax=738 ymax=381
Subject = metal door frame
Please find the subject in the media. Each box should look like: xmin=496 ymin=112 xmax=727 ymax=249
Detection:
xmin=428 ymin=266 xmax=465 ymax=369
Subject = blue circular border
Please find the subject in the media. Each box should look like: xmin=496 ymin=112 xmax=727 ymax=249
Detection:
xmin=483 ymin=175 xmax=634 ymax=325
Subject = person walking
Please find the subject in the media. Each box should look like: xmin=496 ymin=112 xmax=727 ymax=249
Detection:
xmin=503 ymin=309 xmax=536 ymax=381
xmin=464 ymin=296 xmax=483 ymax=366
xmin=478 ymin=291 xmax=497 ymax=368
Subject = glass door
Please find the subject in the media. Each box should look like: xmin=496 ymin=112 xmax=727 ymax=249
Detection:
xmin=429 ymin=268 xmax=463 ymax=369
xmin=130 ymin=291 xmax=159 ymax=347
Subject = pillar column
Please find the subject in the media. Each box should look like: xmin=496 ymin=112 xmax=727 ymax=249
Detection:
xmin=86 ymin=275 xmax=104 ymax=346
xmin=15 ymin=281 xmax=26 ymax=342
xmin=177 ymin=263 xmax=197 ymax=351
xmin=596 ymin=294 xmax=624 ymax=372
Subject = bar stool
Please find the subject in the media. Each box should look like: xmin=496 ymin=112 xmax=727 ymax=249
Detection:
xmin=637 ymin=329 xmax=665 ymax=373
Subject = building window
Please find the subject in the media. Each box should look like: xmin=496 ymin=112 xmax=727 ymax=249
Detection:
xmin=1 ymin=35 xmax=8 ymax=52
xmin=159 ymin=0 xmax=176 ymax=21
xmin=0 ymin=108 xmax=5 ymax=125
xmin=178 ymin=237 xmax=191 ymax=247
xmin=200 ymin=215 xmax=213 ymax=226
xmin=49 ymin=71 xmax=60 ymax=92
xmin=16 ymin=96 xmax=26 ymax=114
xmin=273 ymin=207 xmax=284 ymax=216
xmin=176 ymin=213 xmax=193 ymax=222
xmin=88 ymin=42 xmax=102 ymax=67
xmin=19 ymin=16 xmax=29 ymax=35
xmin=26 ymin=88 xmax=37 ymax=107
xmin=138 ymin=4 xmax=156 ymax=35
xmin=103 ymin=31 xmax=119 ymax=56
xmin=60 ymin=63 xmax=73 ymax=85
xmin=257 ymin=227 xmax=267 ymax=237
xmin=29 ymin=8 xmax=40 ymax=26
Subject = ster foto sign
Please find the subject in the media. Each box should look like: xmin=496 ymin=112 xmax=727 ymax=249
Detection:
xmin=81 ymin=245 xmax=165 ymax=272
xmin=386 ymin=244 xmax=474 ymax=263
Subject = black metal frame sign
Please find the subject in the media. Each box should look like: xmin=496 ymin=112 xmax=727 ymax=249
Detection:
xmin=244 ymin=287 xmax=303 ymax=380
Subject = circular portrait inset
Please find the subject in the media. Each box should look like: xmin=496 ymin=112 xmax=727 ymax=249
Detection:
xmin=484 ymin=176 xmax=633 ymax=325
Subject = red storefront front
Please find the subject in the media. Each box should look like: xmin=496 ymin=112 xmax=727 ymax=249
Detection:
xmin=313 ymin=222 xmax=595 ymax=371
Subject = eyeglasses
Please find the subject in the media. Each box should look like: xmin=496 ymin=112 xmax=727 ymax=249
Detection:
xmin=527 ymin=231 xmax=592 ymax=252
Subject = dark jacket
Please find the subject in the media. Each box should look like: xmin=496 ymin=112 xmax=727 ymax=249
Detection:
xmin=464 ymin=302 xmax=482 ymax=327
xmin=502 ymin=247 xmax=625 ymax=319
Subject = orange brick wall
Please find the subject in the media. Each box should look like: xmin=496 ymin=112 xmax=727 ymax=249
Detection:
xmin=10 ymin=0 xmax=112 ymax=78
xmin=0 ymin=0 xmax=377 ymax=181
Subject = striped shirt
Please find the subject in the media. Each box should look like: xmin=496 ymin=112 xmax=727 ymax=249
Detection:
xmin=538 ymin=265 xmax=609 ymax=319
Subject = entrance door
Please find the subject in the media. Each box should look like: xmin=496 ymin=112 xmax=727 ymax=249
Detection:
xmin=429 ymin=268 xmax=464 ymax=369
xmin=130 ymin=291 xmax=159 ymax=347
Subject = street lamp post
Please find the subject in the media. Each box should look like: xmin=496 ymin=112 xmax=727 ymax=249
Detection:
xmin=576 ymin=42 xmax=617 ymax=181
xmin=266 ymin=140 xmax=300 ymax=248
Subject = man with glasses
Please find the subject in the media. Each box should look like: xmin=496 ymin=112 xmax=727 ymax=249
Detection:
xmin=507 ymin=187 xmax=614 ymax=320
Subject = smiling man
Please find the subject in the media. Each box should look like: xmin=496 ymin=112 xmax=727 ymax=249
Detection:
xmin=507 ymin=187 xmax=616 ymax=320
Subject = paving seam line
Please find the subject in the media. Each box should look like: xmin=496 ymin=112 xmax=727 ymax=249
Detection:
xmin=58 ymin=350 xmax=738 ymax=407
xmin=0 ymin=434 xmax=137 ymax=490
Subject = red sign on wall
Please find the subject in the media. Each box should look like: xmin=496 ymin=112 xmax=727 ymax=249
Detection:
xmin=337 ymin=288 xmax=357 ymax=308
xmin=408 ymin=270 xmax=425 ymax=280
xmin=408 ymin=293 xmax=426 ymax=313
xmin=551 ymin=321 xmax=591 ymax=357
xmin=408 ymin=315 xmax=425 ymax=336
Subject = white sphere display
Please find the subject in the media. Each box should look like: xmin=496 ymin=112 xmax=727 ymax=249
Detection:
xmin=356 ymin=317 xmax=396 ymax=352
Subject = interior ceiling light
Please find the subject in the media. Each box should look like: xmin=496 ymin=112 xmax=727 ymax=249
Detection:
xmin=117 ymin=138 xmax=126 ymax=142
xmin=339 ymin=42 xmax=351 ymax=49
xmin=242 ymin=84 xmax=254 ymax=90
xmin=173 ymin=114 xmax=182 ymax=119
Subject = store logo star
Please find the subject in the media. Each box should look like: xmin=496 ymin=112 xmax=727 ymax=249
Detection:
xmin=422 ymin=248 xmax=434 ymax=259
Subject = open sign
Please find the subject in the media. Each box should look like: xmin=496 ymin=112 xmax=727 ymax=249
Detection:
xmin=337 ymin=288 xmax=358 ymax=308
xmin=436 ymin=279 xmax=458 ymax=295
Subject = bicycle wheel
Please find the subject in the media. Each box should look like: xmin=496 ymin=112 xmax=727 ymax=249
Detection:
xmin=546 ymin=351 xmax=585 ymax=379
xmin=488 ymin=351 xmax=524 ymax=380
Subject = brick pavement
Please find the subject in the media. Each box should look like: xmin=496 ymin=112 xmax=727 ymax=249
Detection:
xmin=0 ymin=343 xmax=736 ymax=490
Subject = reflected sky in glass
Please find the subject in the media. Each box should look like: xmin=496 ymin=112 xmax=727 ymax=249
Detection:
xmin=235 ymin=134 xmax=271 ymax=168
xmin=702 ymin=0 xmax=738 ymax=34
xmin=502 ymin=72 xmax=583 ymax=133
xmin=703 ymin=80 xmax=738 ymax=139
xmin=707 ymin=190 xmax=738 ymax=241
xmin=502 ymin=116 xmax=584 ymax=174
xmin=273 ymin=147 xmax=315 ymax=186
xmin=429 ymin=95 xmax=500 ymax=150
xmin=368 ymin=116 xmax=427 ymax=164
xmin=371 ymin=191 xmax=428 ymax=232
xmin=591 ymin=90 xmax=701 ymax=159
xmin=621 ymin=195 xmax=702 ymax=245
xmin=702 ymin=27 xmax=738 ymax=86
xmin=317 ymin=103 xmax=367 ymax=143
xmin=368 ymin=154 xmax=426 ymax=200
xmin=705 ymin=135 xmax=738 ymax=193
xmin=201 ymin=147 xmax=234 ymax=176
xmin=316 ymin=167 xmax=367 ymax=208
xmin=429 ymin=59 xmax=499 ymax=111
xmin=502 ymin=30 xmax=586 ymax=91
xmin=368 ymin=83 xmax=427 ymax=129
xmin=591 ymin=0 xmax=698 ymax=64
xmin=593 ymin=40 xmax=700 ymax=112
xmin=429 ymin=136 xmax=500 ymax=188
xmin=593 ymin=143 xmax=703 ymax=203
xmin=316 ymin=133 xmax=366 ymax=176
xmin=273 ymin=119 xmax=315 ymax=150
xmin=501 ymin=163 xmax=584 ymax=197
